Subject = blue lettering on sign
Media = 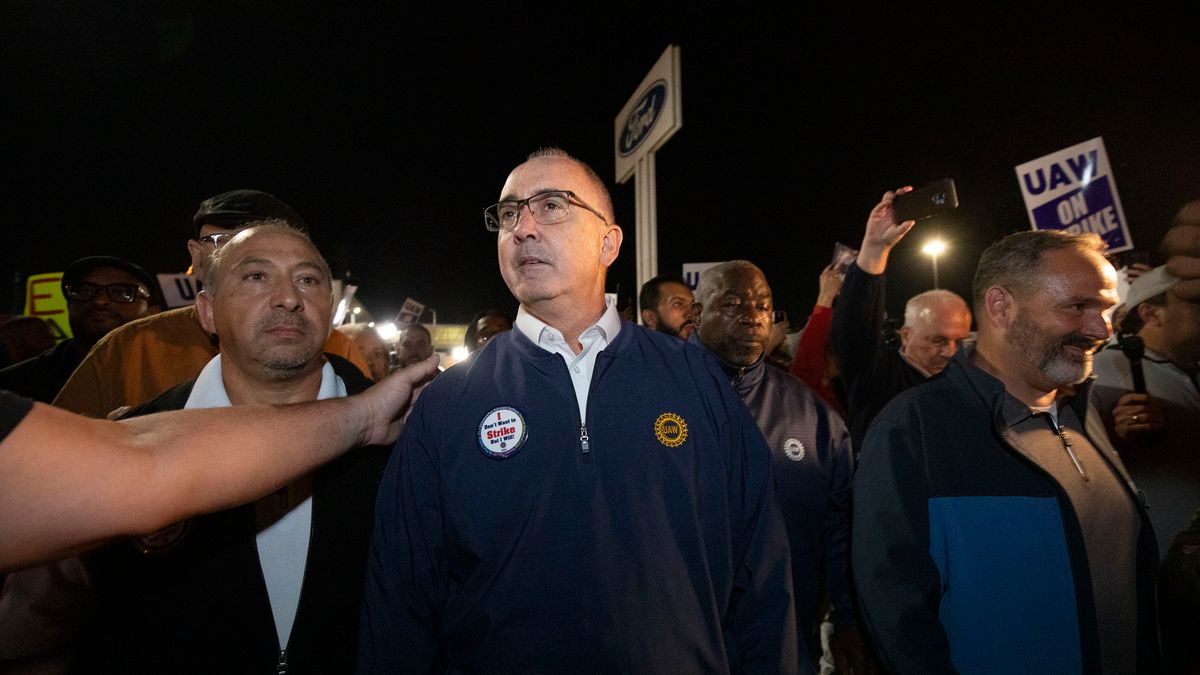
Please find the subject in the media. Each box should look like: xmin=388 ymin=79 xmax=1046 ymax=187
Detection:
xmin=1030 ymin=176 xmax=1127 ymax=250
xmin=1021 ymin=150 xmax=1098 ymax=195
xmin=174 ymin=277 xmax=203 ymax=301
xmin=619 ymin=80 xmax=668 ymax=157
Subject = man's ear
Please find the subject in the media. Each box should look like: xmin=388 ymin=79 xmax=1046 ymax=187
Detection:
xmin=984 ymin=286 xmax=1015 ymax=330
xmin=899 ymin=325 xmax=912 ymax=349
xmin=1137 ymin=302 xmax=1162 ymax=327
xmin=600 ymin=224 xmax=623 ymax=268
xmin=196 ymin=290 xmax=217 ymax=335
xmin=641 ymin=309 xmax=658 ymax=329
xmin=186 ymin=239 xmax=206 ymax=276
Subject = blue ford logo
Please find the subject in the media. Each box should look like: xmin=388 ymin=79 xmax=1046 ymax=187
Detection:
xmin=619 ymin=80 xmax=668 ymax=157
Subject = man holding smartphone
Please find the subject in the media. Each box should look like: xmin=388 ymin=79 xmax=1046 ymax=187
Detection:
xmin=831 ymin=187 xmax=972 ymax=453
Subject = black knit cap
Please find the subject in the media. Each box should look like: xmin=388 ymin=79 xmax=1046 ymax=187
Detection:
xmin=192 ymin=189 xmax=307 ymax=234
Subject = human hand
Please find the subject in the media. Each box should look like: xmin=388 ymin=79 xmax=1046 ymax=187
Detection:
xmin=830 ymin=625 xmax=877 ymax=675
xmin=1164 ymin=224 xmax=1200 ymax=302
xmin=1110 ymin=393 xmax=1165 ymax=440
xmin=816 ymin=265 xmax=845 ymax=308
xmin=856 ymin=187 xmax=915 ymax=275
xmin=355 ymin=354 xmax=440 ymax=446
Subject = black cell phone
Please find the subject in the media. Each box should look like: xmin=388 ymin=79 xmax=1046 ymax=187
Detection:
xmin=892 ymin=178 xmax=959 ymax=224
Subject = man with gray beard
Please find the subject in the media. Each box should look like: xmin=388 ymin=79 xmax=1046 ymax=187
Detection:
xmin=852 ymin=230 xmax=1162 ymax=674
xmin=72 ymin=222 xmax=389 ymax=672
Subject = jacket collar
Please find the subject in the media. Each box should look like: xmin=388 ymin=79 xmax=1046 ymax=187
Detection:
xmin=946 ymin=345 xmax=1094 ymax=429
xmin=687 ymin=332 xmax=764 ymax=396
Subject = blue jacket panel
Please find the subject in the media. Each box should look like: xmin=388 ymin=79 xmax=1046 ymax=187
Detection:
xmin=359 ymin=323 xmax=798 ymax=674
xmin=852 ymin=350 xmax=1161 ymax=675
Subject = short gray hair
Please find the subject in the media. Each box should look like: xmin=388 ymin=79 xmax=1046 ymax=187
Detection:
xmin=972 ymin=230 xmax=1108 ymax=309
xmin=204 ymin=219 xmax=332 ymax=297
xmin=524 ymin=147 xmax=614 ymax=224
xmin=694 ymin=260 xmax=762 ymax=310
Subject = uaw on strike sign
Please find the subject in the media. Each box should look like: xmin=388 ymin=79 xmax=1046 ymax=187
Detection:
xmin=1015 ymin=137 xmax=1133 ymax=253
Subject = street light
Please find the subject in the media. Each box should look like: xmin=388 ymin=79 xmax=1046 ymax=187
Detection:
xmin=922 ymin=239 xmax=946 ymax=289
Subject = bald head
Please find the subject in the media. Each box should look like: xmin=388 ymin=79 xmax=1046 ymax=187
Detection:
xmin=899 ymin=289 xmax=972 ymax=376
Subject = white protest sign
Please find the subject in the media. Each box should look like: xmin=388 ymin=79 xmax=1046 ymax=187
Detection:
xmin=157 ymin=273 xmax=202 ymax=308
xmin=332 ymin=283 xmax=358 ymax=325
xmin=682 ymin=262 xmax=723 ymax=291
xmin=1014 ymin=137 xmax=1132 ymax=252
xmin=397 ymin=297 xmax=425 ymax=324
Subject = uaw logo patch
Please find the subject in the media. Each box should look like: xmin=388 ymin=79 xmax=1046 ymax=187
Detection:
xmin=478 ymin=406 xmax=528 ymax=459
xmin=784 ymin=437 xmax=806 ymax=461
xmin=654 ymin=412 xmax=688 ymax=448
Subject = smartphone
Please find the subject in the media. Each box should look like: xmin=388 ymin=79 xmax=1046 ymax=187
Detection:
xmin=892 ymin=178 xmax=958 ymax=224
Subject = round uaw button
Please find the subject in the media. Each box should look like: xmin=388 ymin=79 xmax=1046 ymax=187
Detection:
xmin=478 ymin=406 xmax=528 ymax=459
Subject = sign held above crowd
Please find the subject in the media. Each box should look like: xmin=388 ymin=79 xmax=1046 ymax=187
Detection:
xmin=1015 ymin=137 xmax=1132 ymax=252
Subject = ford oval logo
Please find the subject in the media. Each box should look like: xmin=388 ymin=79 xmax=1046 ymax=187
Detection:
xmin=619 ymin=80 xmax=668 ymax=157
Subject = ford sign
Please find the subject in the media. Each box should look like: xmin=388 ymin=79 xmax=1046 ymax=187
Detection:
xmin=618 ymin=80 xmax=668 ymax=157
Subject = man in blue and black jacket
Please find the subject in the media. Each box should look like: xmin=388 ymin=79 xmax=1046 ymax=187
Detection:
xmin=853 ymin=230 xmax=1162 ymax=674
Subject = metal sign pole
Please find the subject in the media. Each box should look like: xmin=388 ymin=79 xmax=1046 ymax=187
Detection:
xmin=635 ymin=153 xmax=658 ymax=292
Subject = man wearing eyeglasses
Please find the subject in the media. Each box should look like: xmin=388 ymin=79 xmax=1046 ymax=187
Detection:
xmin=52 ymin=189 xmax=368 ymax=418
xmin=359 ymin=148 xmax=798 ymax=673
xmin=0 ymin=256 xmax=161 ymax=403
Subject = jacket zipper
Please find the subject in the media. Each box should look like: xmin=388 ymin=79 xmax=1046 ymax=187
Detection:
xmin=1047 ymin=416 xmax=1089 ymax=481
xmin=276 ymin=648 xmax=288 ymax=674
xmin=579 ymin=423 xmax=591 ymax=462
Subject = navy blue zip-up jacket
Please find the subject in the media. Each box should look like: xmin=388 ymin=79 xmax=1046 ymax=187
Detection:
xmin=693 ymin=335 xmax=855 ymax=643
xmin=852 ymin=349 xmax=1161 ymax=674
xmin=359 ymin=322 xmax=798 ymax=674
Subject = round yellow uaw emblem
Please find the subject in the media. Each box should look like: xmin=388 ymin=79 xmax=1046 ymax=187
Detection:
xmin=654 ymin=412 xmax=688 ymax=448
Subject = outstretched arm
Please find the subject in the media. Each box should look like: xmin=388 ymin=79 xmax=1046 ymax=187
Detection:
xmin=0 ymin=355 xmax=439 ymax=571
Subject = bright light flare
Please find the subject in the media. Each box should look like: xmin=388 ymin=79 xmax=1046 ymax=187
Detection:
xmin=451 ymin=346 xmax=470 ymax=361
xmin=375 ymin=322 xmax=399 ymax=341
xmin=922 ymin=239 xmax=947 ymax=256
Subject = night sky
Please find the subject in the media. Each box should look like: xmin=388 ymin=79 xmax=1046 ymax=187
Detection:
xmin=4 ymin=4 xmax=1198 ymax=324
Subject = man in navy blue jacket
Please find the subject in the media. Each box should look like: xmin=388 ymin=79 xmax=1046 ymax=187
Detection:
xmin=693 ymin=260 xmax=864 ymax=673
xmin=359 ymin=148 xmax=797 ymax=674
xmin=853 ymin=230 xmax=1161 ymax=674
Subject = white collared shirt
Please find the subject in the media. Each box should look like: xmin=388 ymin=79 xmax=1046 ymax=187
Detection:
xmin=184 ymin=355 xmax=346 ymax=651
xmin=514 ymin=300 xmax=622 ymax=422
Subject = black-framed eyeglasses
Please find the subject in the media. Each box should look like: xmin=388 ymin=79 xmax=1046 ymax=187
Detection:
xmin=483 ymin=190 xmax=608 ymax=232
xmin=64 ymin=282 xmax=150 ymax=304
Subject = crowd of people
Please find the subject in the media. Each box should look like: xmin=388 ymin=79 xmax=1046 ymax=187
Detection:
xmin=0 ymin=147 xmax=1198 ymax=673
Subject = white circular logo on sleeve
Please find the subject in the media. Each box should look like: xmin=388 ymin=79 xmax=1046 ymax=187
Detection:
xmin=478 ymin=406 xmax=528 ymax=459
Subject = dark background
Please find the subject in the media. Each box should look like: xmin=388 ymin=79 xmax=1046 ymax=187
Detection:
xmin=3 ymin=3 xmax=1197 ymax=324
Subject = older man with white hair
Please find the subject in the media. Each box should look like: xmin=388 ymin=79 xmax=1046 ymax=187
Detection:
xmin=832 ymin=187 xmax=972 ymax=453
